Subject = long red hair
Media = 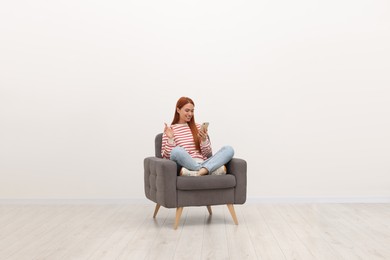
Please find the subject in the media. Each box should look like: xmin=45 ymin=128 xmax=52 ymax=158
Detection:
xmin=171 ymin=97 xmax=200 ymax=151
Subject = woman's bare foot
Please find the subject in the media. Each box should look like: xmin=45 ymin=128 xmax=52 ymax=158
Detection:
xmin=197 ymin=167 xmax=209 ymax=176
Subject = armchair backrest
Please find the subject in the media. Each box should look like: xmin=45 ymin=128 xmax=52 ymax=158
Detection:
xmin=155 ymin=133 xmax=163 ymax=158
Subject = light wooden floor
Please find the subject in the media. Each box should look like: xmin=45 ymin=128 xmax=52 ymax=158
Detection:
xmin=1 ymin=203 xmax=390 ymax=260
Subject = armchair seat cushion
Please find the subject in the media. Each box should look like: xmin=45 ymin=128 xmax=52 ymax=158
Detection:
xmin=177 ymin=174 xmax=236 ymax=191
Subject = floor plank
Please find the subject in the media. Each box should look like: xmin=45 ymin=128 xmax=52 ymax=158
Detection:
xmin=257 ymin=204 xmax=315 ymax=260
xmin=241 ymin=205 xmax=286 ymax=260
xmin=201 ymin=206 xmax=230 ymax=260
xmin=273 ymin=204 xmax=342 ymax=260
xmin=225 ymin=205 xmax=258 ymax=259
xmin=87 ymin=204 xmax=152 ymax=260
xmin=9 ymin=205 xmax=112 ymax=260
xmin=173 ymin=207 xmax=205 ymax=260
xmin=117 ymin=205 xmax=170 ymax=260
xmin=293 ymin=204 xmax=375 ymax=259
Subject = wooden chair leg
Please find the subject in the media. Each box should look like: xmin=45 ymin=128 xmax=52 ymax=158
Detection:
xmin=153 ymin=204 xmax=161 ymax=218
xmin=206 ymin=205 xmax=212 ymax=215
xmin=174 ymin=207 xmax=184 ymax=230
xmin=227 ymin=204 xmax=238 ymax=225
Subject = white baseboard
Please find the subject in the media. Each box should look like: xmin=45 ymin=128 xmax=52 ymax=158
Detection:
xmin=1 ymin=196 xmax=390 ymax=204
xmin=246 ymin=196 xmax=390 ymax=204
xmin=0 ymin=198 xmax=150 ymax=205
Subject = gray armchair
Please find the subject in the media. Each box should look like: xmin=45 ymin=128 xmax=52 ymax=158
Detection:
xmin=144 ymin=133 xmax=247 ymax=229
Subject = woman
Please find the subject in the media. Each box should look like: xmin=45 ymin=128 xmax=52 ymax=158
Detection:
xmin=162 ymin=96 xmax=234 ymax=176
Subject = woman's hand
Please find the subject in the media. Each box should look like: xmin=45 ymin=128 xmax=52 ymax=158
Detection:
xmin=164 ymin=123 xmax=174 ymax=139
xmin=198 ymin=128 xmax=208 ymax=142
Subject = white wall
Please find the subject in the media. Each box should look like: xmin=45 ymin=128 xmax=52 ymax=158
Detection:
xmin=1 ymin=0 xmax=389 ymax=200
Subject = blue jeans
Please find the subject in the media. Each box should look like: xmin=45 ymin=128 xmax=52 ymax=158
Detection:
xmin=170 ymin=146 xmax=234 ymax=173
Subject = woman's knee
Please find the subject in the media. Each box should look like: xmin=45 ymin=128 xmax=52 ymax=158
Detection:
xmin=170 ymin=146 xmax=185 ymax=160
xmin=222 ymin=145 xmax=235 ymax=158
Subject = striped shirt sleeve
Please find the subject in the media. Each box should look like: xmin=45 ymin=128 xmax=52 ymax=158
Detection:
xmin=200 ymin=138 xmax=212 ymax=158
xmin=161 ymin=132 xmax=176 ymax=159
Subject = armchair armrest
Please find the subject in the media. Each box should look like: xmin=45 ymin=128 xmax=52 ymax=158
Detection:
xmin=144 ymin=157 xmax=178 ymax=208
xmin=226 ymin=158 xmax=247 ymax=204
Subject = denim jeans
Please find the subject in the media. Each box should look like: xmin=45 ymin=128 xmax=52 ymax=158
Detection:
xmin=170 ymin=146 xmax=234 ymax=173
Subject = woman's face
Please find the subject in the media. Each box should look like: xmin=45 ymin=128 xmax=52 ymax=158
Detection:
xmin=177 ymin=103 xmax=194 ymax=124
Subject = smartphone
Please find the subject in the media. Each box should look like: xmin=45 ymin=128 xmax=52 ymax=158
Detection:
xmin=201 ymin=122 xmax=209 ymax=132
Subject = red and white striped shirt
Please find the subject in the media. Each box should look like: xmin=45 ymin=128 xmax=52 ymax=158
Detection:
xmin=161 ymin=123 xmax=212 ymax=160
